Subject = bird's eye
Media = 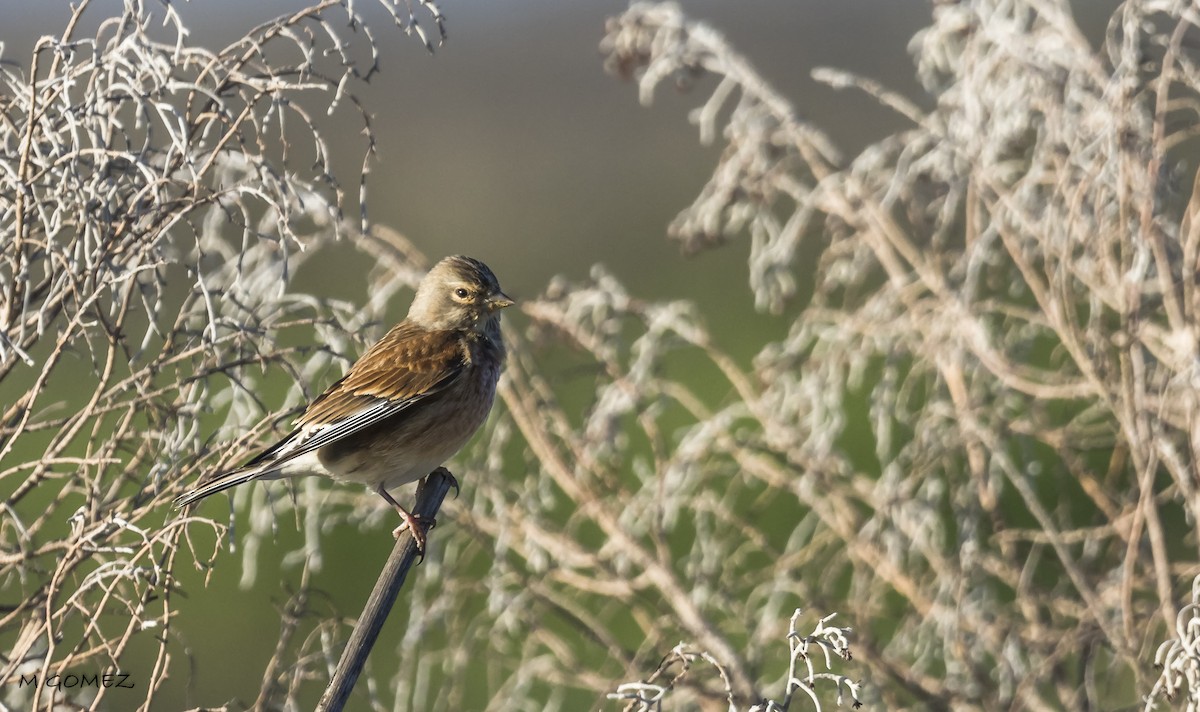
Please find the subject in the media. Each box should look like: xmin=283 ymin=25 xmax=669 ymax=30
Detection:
xmin=454 ymin=288 xmax=470 ymax=299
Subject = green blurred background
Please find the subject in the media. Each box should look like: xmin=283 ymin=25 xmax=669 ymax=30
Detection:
xmin=1 ymin=0 xmax=1121 ymax=708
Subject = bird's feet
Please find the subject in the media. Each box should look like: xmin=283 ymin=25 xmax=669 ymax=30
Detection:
xmin=376 ymin=484 xmax=435 ymax=560
xmin=391 ymin=509 xmax=436 ymax=556
xmin=376 ymin=471 xmax=458 ymax=562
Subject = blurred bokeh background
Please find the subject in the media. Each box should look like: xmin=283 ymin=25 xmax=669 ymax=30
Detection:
xmin=1 ymin=0 xmax=1126 ymax=708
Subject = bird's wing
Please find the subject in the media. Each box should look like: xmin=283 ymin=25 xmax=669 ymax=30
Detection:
xmin=242 ymin=323 xmax=467 ymax=471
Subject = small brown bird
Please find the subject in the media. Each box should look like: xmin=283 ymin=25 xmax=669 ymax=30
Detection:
xmin=175 ymin=255 xmax=513 ymax=552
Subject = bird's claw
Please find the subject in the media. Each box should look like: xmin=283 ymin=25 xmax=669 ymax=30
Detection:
xmin=392 ymin=511 xmax=436 ymax=561
xmin=427 ymin=467 xmax=460 ymax=498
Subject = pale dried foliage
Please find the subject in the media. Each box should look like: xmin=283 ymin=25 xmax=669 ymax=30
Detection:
xmin=593 ymin=0 xmax=1200 ymax=709
xmin=0 ymin=0 xmax=440 ymax=709
xmin=608 ymin=611 xmax=860 ymax=712
xmin=1153 ymin=574 xmax=1200 ymax=710
xmin=6 ymin=0 xmax=1200 ymax=710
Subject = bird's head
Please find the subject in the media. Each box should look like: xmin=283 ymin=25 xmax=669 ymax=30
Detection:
xmin=408 ymin=255 xmax=514 ymax=333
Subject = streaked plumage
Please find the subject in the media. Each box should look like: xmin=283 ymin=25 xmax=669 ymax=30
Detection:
xmin=175 ymin=255 xmax=512 ymax=551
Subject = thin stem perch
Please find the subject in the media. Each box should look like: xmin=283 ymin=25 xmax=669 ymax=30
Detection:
xmin=316 ymin=468 xmax=456 ymax=712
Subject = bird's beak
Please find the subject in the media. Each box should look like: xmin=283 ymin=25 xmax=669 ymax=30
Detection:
xmin=488 ymin=292 xmax=515 ymax=312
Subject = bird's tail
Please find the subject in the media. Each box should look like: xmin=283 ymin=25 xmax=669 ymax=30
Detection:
xmin=174 ymin=465 xmax=282 ymax=508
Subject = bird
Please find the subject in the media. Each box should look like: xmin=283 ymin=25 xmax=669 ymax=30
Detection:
xmin=174 ymin=255 xmax=513 ymax=554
